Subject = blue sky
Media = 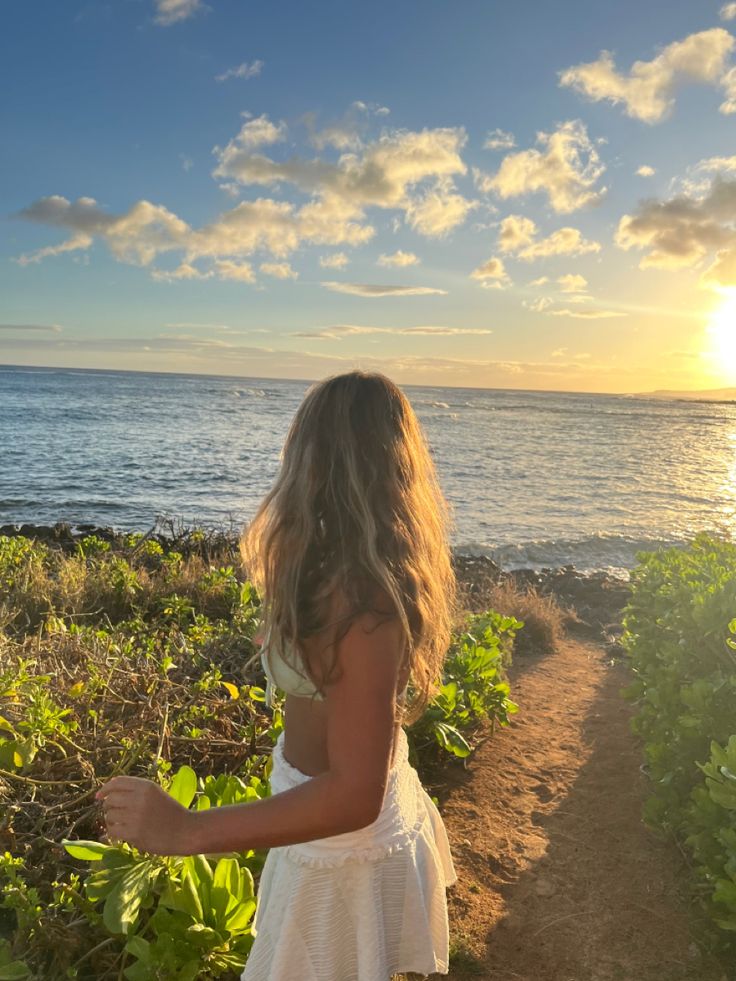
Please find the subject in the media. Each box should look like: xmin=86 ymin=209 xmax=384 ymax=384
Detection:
xmin=2 ymin=0 xmax=736 ymax=391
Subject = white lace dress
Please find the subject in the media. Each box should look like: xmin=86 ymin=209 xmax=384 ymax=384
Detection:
xmin=240 ymin=726 xmax=458 ymax=981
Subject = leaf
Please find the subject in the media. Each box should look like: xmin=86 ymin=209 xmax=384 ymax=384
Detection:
xmin=222 ymin=682 xmax=239 ymax=700
xmin=213 ymin=857 xmax=240 ymax=898
xmin=0 ymin=965 xmax=32 ymax=980
xmin=62 ymin=839 xmax=114 ymax=861
xmin=435 ymin=722 xmax=471 ymax=758
xmin=225 ymin=898 xmax=256 ymax=934
xmin=103 ymin=862 xmax=154 ymax=936
xmin=68 ymin=681 xmax=86 ymax=698
xmin=0 ymin=716 xmax=17 ymax=736
xmin=167 ymin=766 xmax=198 ymax=808
xmin=123 ymin=934 xmax=151 ymax=962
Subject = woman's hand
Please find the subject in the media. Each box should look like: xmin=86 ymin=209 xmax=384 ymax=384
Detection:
xmin=95 ymin=776 xmax=195 ymax=856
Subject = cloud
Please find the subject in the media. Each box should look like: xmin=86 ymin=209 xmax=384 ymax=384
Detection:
xmin=214 ymin=260 xmax=257 ymax=282
xmin=549 ymin=307 xmax=625 ymax=319
xmin=0 ymin=323 xmax=62 ymax=332
xmin=404 ymin=178 xmax=477 ymax=235
xmin=320 ymin=252 xmax=350 ymax=269
xmin=721 ymin=3 xmax=736 ymax=20
xmin=213 ymin=120 xmax=474 ymax=237
xmin=498 ymin=214 xmax=537 ymax=251
xmin=293 ymin=323 xmax=493 ymax=340
xmin=15 ymin=232 xmax=92 ymax=266
xmin=497 ymin=214 xmax=601 ymax=259
xmin=214 ymin=114 xmax=287 ymax=159
xmin=260 ymin=261 xmax=297 ymax=279
xmin=14 ymin=113 xmax=479 ymax=276
xmin=529 ymin=276 xmax=549 ymax=287
xmin=696 ymin=154 xmax=736 ymax=174
xmin=153 ymin=0 xmax=206 ymax=26
xmin=215 ymin=60 xmax=263 ymax=83
xmin=151 ymin=261 xmax=210 ymax=281
xmin=321 ymin=281 xmax=447 ymax=296
xmin=14 ymin=193 xmax=375 ymax=272
xmin=721 ymin=66 xmax=736 ymax=113
xmin=470 ymin=256 xmax=510 ymax=287
xmin=377 ymin=250 xmax=419 ymax=267
xmin=476 ymin=120 xmax=606 ymax=213
xmin=484 ymin=129 xmax=516 ymax=151
xmin=559 ymin=28 xmax=736 ymax=122
xmin=637 ymin=165 xmax=656 ymax=177
xmin=558 ymin=273 xmax=588 ymax=292
xmin=615 ymin=175 xmax=736 ymax=288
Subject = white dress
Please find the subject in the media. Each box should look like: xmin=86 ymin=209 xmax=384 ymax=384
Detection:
xmin=240 ymin=726 xmax=458 ymax=981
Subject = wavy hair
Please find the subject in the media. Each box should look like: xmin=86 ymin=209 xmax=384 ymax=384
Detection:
xmin=239 ymin=369 xmax=457 ymax=726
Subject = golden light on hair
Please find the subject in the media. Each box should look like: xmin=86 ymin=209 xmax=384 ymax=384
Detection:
xmin=239 ymin=370 xmax=458 ymax=726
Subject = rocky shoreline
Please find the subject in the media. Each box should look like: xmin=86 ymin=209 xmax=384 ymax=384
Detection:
xmin=0 ymin=520 xmax=631 ymax=655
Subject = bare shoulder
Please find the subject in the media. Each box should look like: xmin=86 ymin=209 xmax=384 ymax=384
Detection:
xmin=304 ymin=585 xmax=405 ymax=687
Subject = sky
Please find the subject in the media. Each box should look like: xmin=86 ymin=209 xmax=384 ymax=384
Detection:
xmin=2 ymin=0 xmax=736 ymax=393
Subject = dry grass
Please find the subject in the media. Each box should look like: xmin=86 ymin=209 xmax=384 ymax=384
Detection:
xmin=456 ymin=572 xmax=571 ymax=658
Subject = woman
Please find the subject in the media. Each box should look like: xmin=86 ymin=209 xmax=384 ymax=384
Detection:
xmin=97 ymin=370 xmax=459 ymax=980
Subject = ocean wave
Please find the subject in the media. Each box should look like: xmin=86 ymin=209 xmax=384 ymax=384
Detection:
xmin=453 ymin=530 xmax=711 ymax=579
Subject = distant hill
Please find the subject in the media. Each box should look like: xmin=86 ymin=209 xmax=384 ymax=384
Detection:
xmin=634 ymin=387 xmax=736 ymax=402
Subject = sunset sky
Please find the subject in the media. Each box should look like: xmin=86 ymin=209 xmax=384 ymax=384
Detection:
xmin=2 ymin=0 xmax=736 ymax=392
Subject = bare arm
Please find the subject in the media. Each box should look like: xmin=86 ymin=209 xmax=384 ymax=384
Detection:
xmin=188 ymin=613 xmax=404 ymax=855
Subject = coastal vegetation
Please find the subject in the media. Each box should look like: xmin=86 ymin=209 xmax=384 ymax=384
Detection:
xmin=0 ymin=527 xmax=525 ymax=980
xmin=622 ymin=531 xmax=736 ymax=962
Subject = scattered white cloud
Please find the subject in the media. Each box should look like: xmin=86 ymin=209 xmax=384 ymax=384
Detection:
xmin=215 ymin=60 xmax=263 ymax=83
xmin=180 ymin=154 xmax=193 ymax=172
xmin=558 ymin=273 xmax=588 ymax=292
xmin=559 ymin=28 xmax=735 ymax=122
xmin=524 ymin=296 xmax=554 ymax=312
xmin=214 ymin=114 xmax=287 ymax=159
xmin=615 ymin=175 xmax=736 ymax=288
xmin=260 ymin=261 xmax=297 ymax=279
xmin=549 ymin=307 xmax=625 ymax=319
xmin=152 ymin=262 xmax=210 ymax=282
xmin=469 ymin=256 xmax=510 ymax=287
xmin=721 ymin=3 xmax=736 ymax=21
xmin=529 ymin=276 xmax=549 ymax=287
xmin=214 ymin=260 xmax=257 ymax=282
xmin=293 ymin=323 xmax=493 ymax=340
xmin=497 ymin=214 xmax=602 ymax=259
xmin=153 ymin=0 xmax=206 ymax=26
xmin=165 ymin=321 xmax=236 ymax=330
xmin=319 ymin=252 xmax=350 ymax=269
xmin=404 ymin=178 xmax=477 ymax=236
xmin=484 ymin=128 xmax=515 ymax=151
xmin=721 ymin=66 xmax=736 ymax=114
xmin=377 ymin=250 xmax=419 ymax=267
xmin=213 ymin=121 xmax=474 ymax=237
xmin=14 ymin=193 xmax=375 ymax=271
xmin=636 ymin=165 xmax=656 ymax=177
xmin=695 ymin=154 xmax=736 ymax=174
xmin=498 ymin=214 xmax=537 ymax=252
xmin=476 ymin=120 xmax=606 ymax=213
xmin=320 ymin=281 xmax=447 ymax=296
xmin=0 ymin=323 xmax=62 ymax=332
xmin=15 ymin=231 xmax=92 ymax=266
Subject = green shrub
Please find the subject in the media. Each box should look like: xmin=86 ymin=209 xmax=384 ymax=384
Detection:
xmin=622 ymin=531 xmax=736 ymax=956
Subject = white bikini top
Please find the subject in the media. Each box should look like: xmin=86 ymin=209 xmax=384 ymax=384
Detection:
xmin=259 ymin=623 xmax=410 ymax=709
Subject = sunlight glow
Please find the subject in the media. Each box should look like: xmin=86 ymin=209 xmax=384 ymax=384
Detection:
xmin=707 ymin=291 xmax=736 ymax=376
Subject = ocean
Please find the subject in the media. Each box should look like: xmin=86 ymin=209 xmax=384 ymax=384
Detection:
xmin=2 ymin=364 xmax=735 ymax=580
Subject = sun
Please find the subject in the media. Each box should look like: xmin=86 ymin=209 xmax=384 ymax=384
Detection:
xmin=707 ymin=291 xmax=736 ymax=375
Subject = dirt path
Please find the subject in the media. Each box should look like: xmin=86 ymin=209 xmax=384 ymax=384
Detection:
xmin=432 ymin=634 xmax=730 ymax=981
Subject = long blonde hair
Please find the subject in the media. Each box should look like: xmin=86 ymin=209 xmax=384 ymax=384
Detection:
xmin=239 ymin=370 xmax=457 ymax=725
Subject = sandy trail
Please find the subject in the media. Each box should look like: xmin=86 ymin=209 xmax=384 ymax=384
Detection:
xmin=430 ymin=634 xmax=729 ymax=981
